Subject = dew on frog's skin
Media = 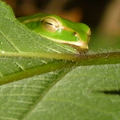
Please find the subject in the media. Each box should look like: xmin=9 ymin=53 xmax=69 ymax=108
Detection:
xmin=0 ymin=42 xmax=3 ymax=45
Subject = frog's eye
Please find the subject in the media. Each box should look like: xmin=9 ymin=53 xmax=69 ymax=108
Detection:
xmin=41 ymin=17 xmax=59 ymax=32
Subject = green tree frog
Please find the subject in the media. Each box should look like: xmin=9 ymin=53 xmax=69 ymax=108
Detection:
xmin=18 ymin=13 xmax=91 ymax=52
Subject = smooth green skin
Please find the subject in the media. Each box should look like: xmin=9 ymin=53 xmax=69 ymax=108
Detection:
xmin=18 ymin=13 xmax=91 ymax=52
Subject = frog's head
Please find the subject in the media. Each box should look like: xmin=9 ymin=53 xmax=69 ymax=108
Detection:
xmin=20 ymin=13 xmax=91 ymax=52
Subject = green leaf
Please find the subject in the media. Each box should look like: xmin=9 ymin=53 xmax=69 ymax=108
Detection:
xmin=0 ymin=1 xmax=120 ymax=120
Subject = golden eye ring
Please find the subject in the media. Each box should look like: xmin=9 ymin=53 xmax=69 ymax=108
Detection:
xmin=41 ymin=17 xmax=60 ymax=32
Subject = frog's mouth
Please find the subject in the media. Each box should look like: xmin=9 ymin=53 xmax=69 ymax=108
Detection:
xmin=41 ymin=34 xmax=89 ymax=53
xmin=48 ymin=38 xmax=89 ymax=52
xmin=61 ymin=41 xmax=89 ymax=53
